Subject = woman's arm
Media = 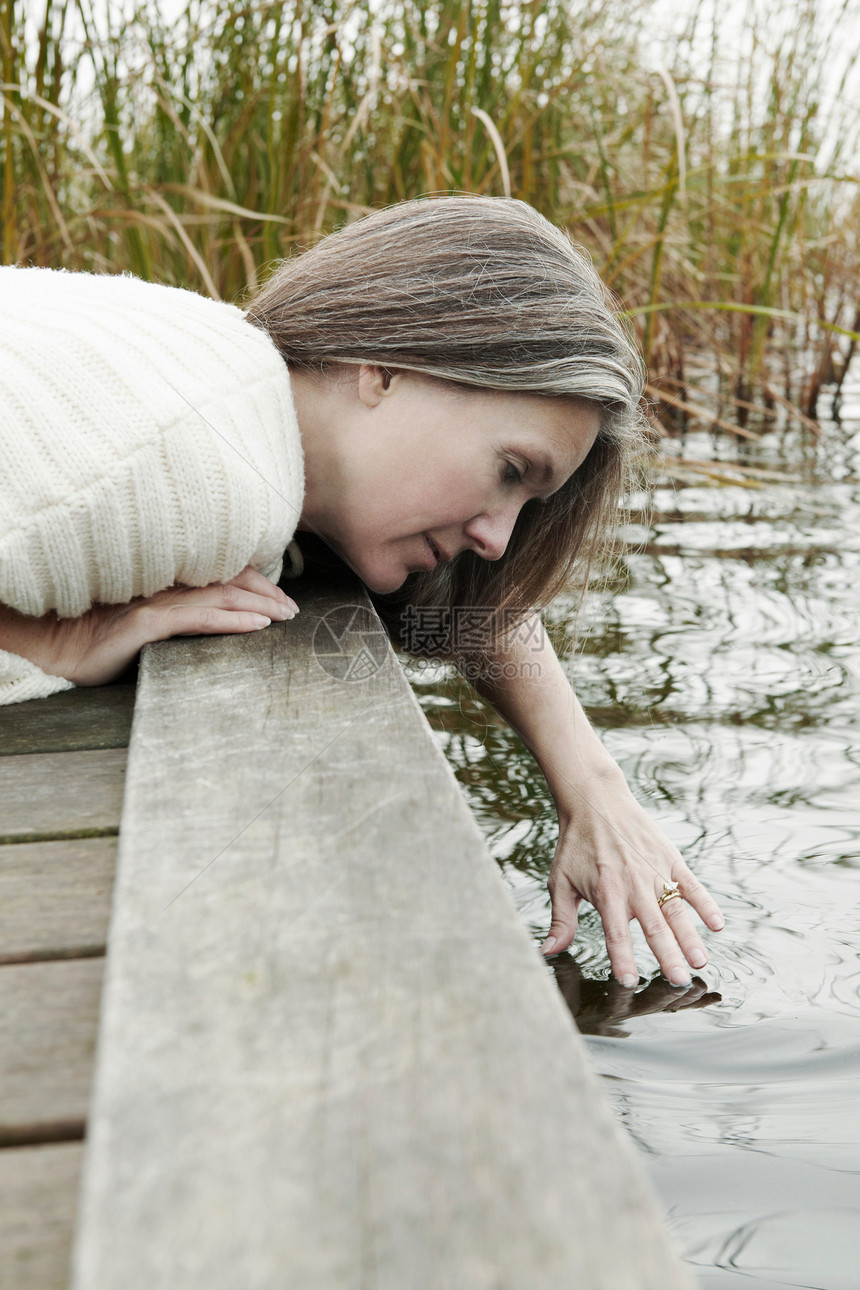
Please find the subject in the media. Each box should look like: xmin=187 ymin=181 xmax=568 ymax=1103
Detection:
xmin=0 ymin=567 xmax=297 ymax=689
xmin=470 ymin=613 xmax=724 ymax=987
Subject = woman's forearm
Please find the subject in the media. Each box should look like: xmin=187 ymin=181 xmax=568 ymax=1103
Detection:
xmin=471 ymin=613 xmax=628 ymax=822
xmin=469 ymin=612 xmax=724 ymax=984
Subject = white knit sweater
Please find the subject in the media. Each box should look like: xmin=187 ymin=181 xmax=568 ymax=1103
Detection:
xmin=0 ymin=267 xmax=303 ymax=704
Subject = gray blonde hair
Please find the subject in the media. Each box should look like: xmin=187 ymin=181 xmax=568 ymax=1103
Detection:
xmin=246 ymin=196 xmax=648 ymax=651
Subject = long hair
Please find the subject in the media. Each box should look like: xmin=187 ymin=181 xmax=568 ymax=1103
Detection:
xmin=246 ymin=196 xmax=648 ymax=654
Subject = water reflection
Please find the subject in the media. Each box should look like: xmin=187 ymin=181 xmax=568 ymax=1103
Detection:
xmin=410 ymin=372 xmax=860 ymax=1289
xmin=547 ymin=952 xmax=721 ymax=1037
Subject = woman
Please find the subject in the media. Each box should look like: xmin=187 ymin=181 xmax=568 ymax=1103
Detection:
xmin=0 ymin=196 xmax=724 ymax=985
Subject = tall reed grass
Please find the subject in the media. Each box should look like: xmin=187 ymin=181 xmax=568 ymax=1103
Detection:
xmin=2 ymin=0 xmax=858 ymax=432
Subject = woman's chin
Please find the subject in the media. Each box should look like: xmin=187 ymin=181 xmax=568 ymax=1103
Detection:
xmin=361 ymin=570 xmax=409 ymax=595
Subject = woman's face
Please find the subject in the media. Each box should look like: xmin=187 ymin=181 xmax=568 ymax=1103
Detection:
xmin=298 ymin=367 xmax=601 ymax=595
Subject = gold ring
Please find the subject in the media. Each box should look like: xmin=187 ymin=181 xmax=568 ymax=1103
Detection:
xmin=658 ymin=881 xmax=682 ymax=908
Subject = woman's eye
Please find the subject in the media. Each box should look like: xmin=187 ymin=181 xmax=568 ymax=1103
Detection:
xmin=504 ymin=461 xmax=524 ymax=485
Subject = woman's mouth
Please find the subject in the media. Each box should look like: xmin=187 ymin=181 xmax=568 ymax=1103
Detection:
xmin=425 ymin=534 xmax=441 ymax=568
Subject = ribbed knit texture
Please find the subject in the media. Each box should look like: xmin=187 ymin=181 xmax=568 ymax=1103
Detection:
xmin=0 ymin=267 xmax=303 ymax=704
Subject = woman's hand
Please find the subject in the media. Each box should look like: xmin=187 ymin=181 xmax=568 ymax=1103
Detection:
xmin=471 ymin=614 xmax=724 ymax=986
xmin=540 ymin=773 xmax=724 ymax=987
xmin=1 ymin=566 xmax=297 ymax=688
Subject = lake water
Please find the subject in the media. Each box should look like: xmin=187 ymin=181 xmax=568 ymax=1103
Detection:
xmin=409 ymin=374 xmax=860 ymax=1289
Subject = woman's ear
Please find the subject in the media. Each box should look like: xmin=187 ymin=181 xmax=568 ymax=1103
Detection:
xmin=357 ymin=364 xmax=398 ymax=406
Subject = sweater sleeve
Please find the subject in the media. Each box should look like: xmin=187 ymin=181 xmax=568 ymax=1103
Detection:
xmin=0 ymin=649 xmax=75 ymax=703
xmin=0 ymin=267 xmax=304 ymax=706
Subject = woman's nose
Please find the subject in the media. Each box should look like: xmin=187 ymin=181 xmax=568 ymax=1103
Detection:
xmin=464 ymin=505 xmax=519 ymax=561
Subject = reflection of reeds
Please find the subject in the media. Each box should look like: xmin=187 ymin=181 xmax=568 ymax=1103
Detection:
xmin=2 ymin=0 xmax=858 ymax=432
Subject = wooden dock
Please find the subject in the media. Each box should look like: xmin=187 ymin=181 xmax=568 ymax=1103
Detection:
xmin=1 ymin=578 xmax=695 ymax=1289
xmin=0 ymin=684 xmax=133 ymax=1287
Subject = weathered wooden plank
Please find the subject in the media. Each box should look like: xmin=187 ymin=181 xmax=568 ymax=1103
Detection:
xmin=0 ymin=958 xmax=103 ymax=1136
xmin=0 ymin=837 xmax=116 ymax=964
xmin=0 ymin=684 xmax=135 ymax=757
xmin=74 ymin=585 xmax=694 ymax=1290
xmin=0 ymin=1143 xmax=83 ymax=1290
xmin=0 ymin=749 xmax=126 ymax=844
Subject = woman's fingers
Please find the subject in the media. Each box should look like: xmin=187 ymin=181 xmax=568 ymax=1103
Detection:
xmin=224 ymin=565 xmax=299 ymax=615
xmin=104 ymin=578 xmax=297 ymax=662
xmin=169 ymin=587 xmax=295 ymax=629
xmin=632 ymin=899 xmax=696 ymax=987
xmin=599 ymin=904 xmax=641 ymax=989
xmin=600 ymin=895 xmax=692 ymax=988
xmin=558 ymin=862 xmax=722 ymax=989
xmin=541 ymin=872 xmax=580 ymax=956
xmin=184 ymin=570 xmax=298 ymax=620
xmin=136 ymin=574 xmax=299 ymax=640
xmin=620 ymin=876 xmax=714 ymax=987
xmin=675 ymin=869 xmax=725 ymax=933
xmin=166 ymin=606 xmax=276 ymax=637
xmin=46 ymin=568 xmax=300 ymax=688
xmin=658 ymin=886 xmax=710 ymax=969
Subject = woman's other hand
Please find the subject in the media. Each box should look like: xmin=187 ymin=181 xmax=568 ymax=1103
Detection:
xmin=1 ymin=566 xmax=297 ymax=687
